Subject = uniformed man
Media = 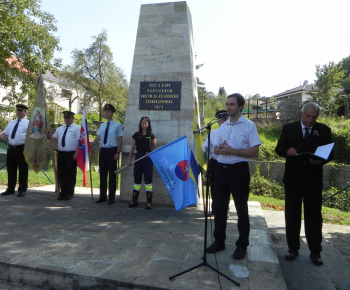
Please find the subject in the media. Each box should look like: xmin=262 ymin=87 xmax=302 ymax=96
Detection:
xmin=50 ymin=111 xmax=81 ymax=200
xmin=0 ymin=104 xmax=30 ymax=197
xmin=91 ymin=104 xmax=123 ymax=205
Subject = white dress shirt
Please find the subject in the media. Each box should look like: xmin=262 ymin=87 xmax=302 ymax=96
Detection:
xmin=97 ymin=120 xmax=124 ymax=148
xmin=53 ymin=123 xmax=81 ymax=151
xmin=3 ymin=118 xmax=29 ymax=145
xmin=213 ymin=114 xmax=261 ymax=164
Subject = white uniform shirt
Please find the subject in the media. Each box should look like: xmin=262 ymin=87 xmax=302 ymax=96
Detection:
xmin=3 ymin=118 xmax=29 ymax=145
xmin=97 ymin=120 xmax=124 ymax=148
xmin=203 ymin=129 xmax=220 ymax=160
xmin=53 ymin=123 xmax=81 ymax=152
xmin=213 ymin=114 xmax=261 ymax=164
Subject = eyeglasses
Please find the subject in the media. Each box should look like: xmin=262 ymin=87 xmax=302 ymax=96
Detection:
xmin=141 ymin=116 xmax=149 ymax=120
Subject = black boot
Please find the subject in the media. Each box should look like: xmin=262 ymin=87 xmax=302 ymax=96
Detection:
xmin=128 ymin=190 xmax=139 ymax=208
xmin=146 ymin=191 xmax=153 ymax=210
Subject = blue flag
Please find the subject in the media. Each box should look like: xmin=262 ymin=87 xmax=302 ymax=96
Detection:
xmin=149 ymin=136 xmax=198 ymax=211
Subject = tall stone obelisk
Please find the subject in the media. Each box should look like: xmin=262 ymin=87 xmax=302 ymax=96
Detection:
xmin=120 ymin=2 xmax=200 ymax=205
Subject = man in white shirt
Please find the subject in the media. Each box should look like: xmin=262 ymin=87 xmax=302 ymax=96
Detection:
xmin=91 ymin=104 xmax=123 ymax=205
xmin=206 ymin=93 xmax=261 ymax=260
xmin=50 ymin=111 xmax=81 ymax=200
xmin=0 ymin=104 xmax=30 ymax=197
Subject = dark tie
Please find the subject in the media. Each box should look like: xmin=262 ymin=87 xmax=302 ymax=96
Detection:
xmin=103 ymin=122 xmax=110 ymax=144
xmin=61 ymin=125 xmax=69 ymax=147
xmin=304 ymin=127 xmax=311 ymax=142
xmin=11 ymin=119 xmax=20 ymax=139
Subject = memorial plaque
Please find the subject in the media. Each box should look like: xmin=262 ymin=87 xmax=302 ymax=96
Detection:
xmin=139 ymin=81 xmax=181 ymax=110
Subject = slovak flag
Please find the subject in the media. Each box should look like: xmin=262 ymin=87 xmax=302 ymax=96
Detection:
xmin=77 ymin=106 xmax=91 ymax=186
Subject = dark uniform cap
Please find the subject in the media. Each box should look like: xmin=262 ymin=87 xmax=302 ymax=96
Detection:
xmin=103 ymin=103 xmax=115 ymax=113
xmin=16 ymin=104 xmax=28 ymax=110
xmin=215 ymin=110 xmax=227 ymax=119
xmin=62 ymin=111 xmax=75 ymax=118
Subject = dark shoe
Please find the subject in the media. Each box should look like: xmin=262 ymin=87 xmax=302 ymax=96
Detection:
xmin=285 ymin=249 xmax=299 ymax=261
xmin=17 ymin=191 xmax=26 ymax=197
xmin=57 ymin=196 xmax=65 ymax=200
xmin=207 ymin=211 xmax=214 ymax=217
xmin=128 ymin=201 xmax=138 ymax=208
xmin=95 ymin=199 xmax=107 ymax=203
xmin=64 ymin=195 xmax=72 ymax=200
xmin=146 ymin=191 xmax=153 ymax=210
xmin=310 ymin=252 xmax=323 ymax=266
xmin=206 ymin=243 xmax=225 ymax=254
xmin=1 ymin=190 xmax=15 ymax=196
xmin=232 ymin=247 xmax=247 ymax=260
xmin=107 ymin=200 xmax=115 ymax=205
xmin=128 ymin=190 xmax=140 ymax=208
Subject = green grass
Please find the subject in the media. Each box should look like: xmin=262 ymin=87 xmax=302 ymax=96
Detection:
xmin=249 ymin=193 xmax=350 ymax=226
xmin=0 ymin=169 xmax=116 ymax=188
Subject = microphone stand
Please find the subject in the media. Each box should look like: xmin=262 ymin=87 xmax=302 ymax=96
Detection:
xmin=169 ymin=117 xmax=240 ymax=287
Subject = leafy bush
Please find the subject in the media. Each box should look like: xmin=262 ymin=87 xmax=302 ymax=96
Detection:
xmin=250 ymin=165 xmax=285 ymax=199
xmin=323 ymin=186 xmax=350 ymax=212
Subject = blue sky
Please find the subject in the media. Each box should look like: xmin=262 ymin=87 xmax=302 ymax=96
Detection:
xmin=41 ymin=0 xmax=350 ymax=97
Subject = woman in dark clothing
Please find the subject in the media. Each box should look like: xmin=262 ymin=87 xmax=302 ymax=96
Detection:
xmin=128 ymin=117 xmax=157 ymax=209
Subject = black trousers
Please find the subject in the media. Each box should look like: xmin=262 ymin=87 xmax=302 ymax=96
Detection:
xmin=99 ymin=147 xmax=117 ymax=201
xmin=57 ymin=151 xmax=77 ymax=198
xmin=133 ymin=152 xmax=153 ymax=184
xmin=213 ymin=162 xmax=250 ymax=248
xmin=285 ymin=186 xmax=323 ymax=253
xmin=6 ymin=145 xmax=28 ymax=192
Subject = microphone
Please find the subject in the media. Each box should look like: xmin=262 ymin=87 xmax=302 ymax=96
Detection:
xmin=216 ymin=112 xmax=229 ymax=119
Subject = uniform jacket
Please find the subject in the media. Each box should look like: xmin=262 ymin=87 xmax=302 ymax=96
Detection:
xmin=275 ymin=120 xmax=333 ymax=191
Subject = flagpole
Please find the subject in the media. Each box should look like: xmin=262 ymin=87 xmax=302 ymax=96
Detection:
xmin=88 ymin=152 xmax=94 ymax=201
xmin=200 ymin=172 xmax=206 ymax=216
xmin=49 ymin=141 xmax=59 ymax=195
xmin=114 ymin=154 xmax=148 ymax=173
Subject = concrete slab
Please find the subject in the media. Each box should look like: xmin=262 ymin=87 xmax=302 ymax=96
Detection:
xmin=0 ymin=184 xmax=285 ymax=289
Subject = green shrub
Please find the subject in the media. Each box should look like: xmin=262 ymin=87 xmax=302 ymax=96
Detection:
xmin=323 ymin=186 xmax=350 ymax=212
xmin=250 ymin=164 xmax=285 ymax=199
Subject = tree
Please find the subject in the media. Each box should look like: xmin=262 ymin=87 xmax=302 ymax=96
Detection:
xmin=311 ymin=62 xmax=345 ymax=116
xmin=0 ymin=0 xmax=61 ymax=105
xmin=218 ymin=86 xmax=227 ymax=97
xmin=341 ymin=55 xmax=350 ymax=90
xmin=57 ymin=65 xmax=85 ymax=111
xmin=71 ymin=30 xmax=128 ymax=121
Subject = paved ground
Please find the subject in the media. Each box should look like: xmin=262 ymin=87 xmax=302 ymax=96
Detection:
xmin=264 ymin=210 xmax=350 ymax=290
xmin=0 ymin=185 xmax=285 ymax=290
xmin=0 ymin=184 xmax=349 ymax=289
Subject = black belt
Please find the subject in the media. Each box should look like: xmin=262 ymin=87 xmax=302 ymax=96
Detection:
xmin=218 ymin=162 xmax=247 ymax=169
xmin=9 ymin=144 xmax=24 ymax=149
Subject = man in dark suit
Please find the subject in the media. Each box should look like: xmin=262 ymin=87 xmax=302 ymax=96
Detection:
xmin=275 ymin=102 xmax=333 ymax=266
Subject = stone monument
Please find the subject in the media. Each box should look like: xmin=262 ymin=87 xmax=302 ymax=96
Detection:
xmin=120 ymin=1 xmax=201 ymax=206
